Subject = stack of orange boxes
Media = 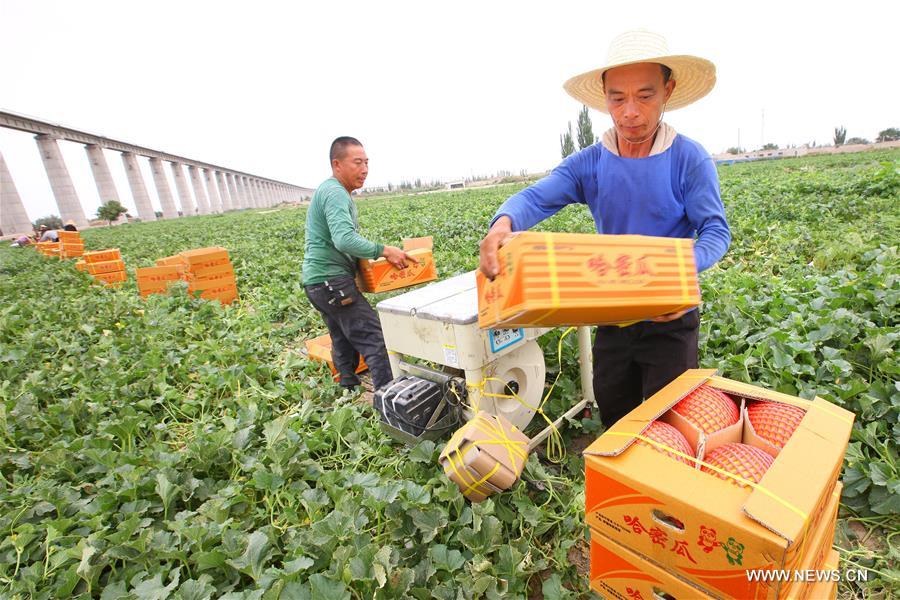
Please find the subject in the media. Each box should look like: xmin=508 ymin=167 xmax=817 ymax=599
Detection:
xmin=83 ymin=249 xmax=127 ymax=286
xmin=58 ymin=230 xmax=84 ymax=259
xmin=135 ymin=265 xmax=182 ymax=297
xmin=36 ymin=241 xmax=61 ymax=258
xmin=583 ymin=369 xmax=852 ymax=599
xmin=153 ymin=246 xmax=237 ymax=305
xmin=476 ymin=231 xmax=700 ymax=328
xmin=180 ymin=246 xmax=238 ymax=305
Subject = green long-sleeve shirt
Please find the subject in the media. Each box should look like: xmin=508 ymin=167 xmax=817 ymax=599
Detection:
xmin=301 ymin=177 xmax=384 ymax=285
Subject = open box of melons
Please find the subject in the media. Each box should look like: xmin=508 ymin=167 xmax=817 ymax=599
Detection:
xmin=584 ymin=368 xmax=854 ymax=599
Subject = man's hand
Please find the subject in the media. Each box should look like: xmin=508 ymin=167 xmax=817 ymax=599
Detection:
xmin=479 ymin=216 xmax=516 ymax=279
xmin=382 ymin=246 xmax=418 ymax=269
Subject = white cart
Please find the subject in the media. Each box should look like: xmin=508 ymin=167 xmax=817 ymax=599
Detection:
xmin=376 ymin=271 xmax=595 ymax=450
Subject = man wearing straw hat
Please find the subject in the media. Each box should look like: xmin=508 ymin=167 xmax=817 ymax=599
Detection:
xmin=479 ymin=30 xmax=731 ymax=428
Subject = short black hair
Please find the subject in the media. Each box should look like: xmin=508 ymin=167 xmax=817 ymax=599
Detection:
xmin=601 ymin=63 xmax=672 ymax=87
xmin=330 ymin=136 xmax=363 ymax=163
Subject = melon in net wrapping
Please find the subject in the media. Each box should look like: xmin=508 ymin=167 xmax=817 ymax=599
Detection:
xmin=672 ymin=384 xmax=739 ymax=434
xmin=638 ymin=421 xmax=694 ymax=465
xmin=747 ymin=401 xmax=806 ymax=449
xmin=701 ymin=443 xmax=775 ymax=487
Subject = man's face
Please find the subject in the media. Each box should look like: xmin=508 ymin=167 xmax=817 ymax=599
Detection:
xmin=603 ymin=62 xmax=675 ymax=143
xmin=333 ymin=144 xmax=368 ymax=191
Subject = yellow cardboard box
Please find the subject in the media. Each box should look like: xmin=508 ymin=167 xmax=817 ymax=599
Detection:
xmin=583 ymin=369 xmax=854 ymax=600
xmin=438 ymin=411 xmax=529 ymax=503
xmin=476 ymin=231 xmax=700 ymax=328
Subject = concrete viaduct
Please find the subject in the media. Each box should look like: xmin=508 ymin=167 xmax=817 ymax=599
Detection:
xmin=0 ymin=110 xmax=313 ymax=235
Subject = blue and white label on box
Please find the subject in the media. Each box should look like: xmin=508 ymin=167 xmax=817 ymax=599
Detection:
xmin=489 ymin=328 xmax=524 ymax=353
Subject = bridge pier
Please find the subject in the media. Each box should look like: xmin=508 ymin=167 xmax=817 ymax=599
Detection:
xmin=0 ymin=151 xmax=33 ymax=236
xmin=121 ymin=152 xmax=156 ymax=221
xmin=85 ymin=144 xmax=125 ymax=223
xmin=189 ymin=166 xmax=210 ymax=215
xmin=170 ymin=162 xmax=196 ymax=216
xmin=35 ymin=134 xmax=88 ymax=228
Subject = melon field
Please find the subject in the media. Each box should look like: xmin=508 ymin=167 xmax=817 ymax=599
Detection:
xmin=0 ymin=149 xmax=897 ymax=599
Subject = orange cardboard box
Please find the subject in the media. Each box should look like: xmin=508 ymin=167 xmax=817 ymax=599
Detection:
xmin=304 ymin=333 xmax=368 ymax=381
xmin=86 ymin=259 xmax=126 ymax=275
xmin=589 ymin=528 xmax=714 ymax=599
xmin=197 ymin=283 xmax=239 ymax=305
xmin=75 ymin=259 xmax=87 ymax=272
xmin=583 ymin=369 xmax=854 ymax=600
xmin=188 ymin=274 xmax=237 ymax=293
xmin=357 ymin=247 xmax=438 ymax=293
xmin=179 ymin=246 xmax=230 ymax=265
xmin=588 ymin=502 xmax=839 ymax=600
xmin=185 ymin=262 xmax=234 ymax=280
xmin=156 ymin=255 xmax=186 ymax=267
xmin=60 ymin=243 xmax=85 ymax=258
xmin=136 ymin=265 xmax=182 ymax=285
xmin=92 ymin=270 xmax=127 ymax=285
xmin=476 ymin=232 xmax=700 ymax=328
xmin=438 ymin=411 xmax=529 ymax=503
xmin=402 ymin=236 xmax=434 ymax=251
xmin=58 ymin=231 xmax=82 ymax=243
xmin=84 ymin=249 xmax=122 ymax=264
xmin=814 ymin=549 xmax=839 ymax=600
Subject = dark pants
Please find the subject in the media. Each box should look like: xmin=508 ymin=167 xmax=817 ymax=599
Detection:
xmin=592 ymin=310 xmax=700 ymax=428
xmin=304 ymin=275 xmax=394 ymax=390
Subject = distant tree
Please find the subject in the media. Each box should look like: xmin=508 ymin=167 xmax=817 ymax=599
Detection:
xmin=833 ymin=126 xmax=846 ymax=146
xmin=576 ymin=105 xmax=595 ymax=150
xmin=155 ymin=211 xmax=163 ymax=218
xmin=560 ymin=122 xmax=575 ymax=158
xmin=97 ymin=200 xmax=128 ymax=225
xmin=845 ymin=137 xmax=870 ymax=145
xmin=33 ymin=215 xmax=63 ymax=230
xmin=726 ymin=147 xmax=745 ymax=155
xmin=876 ymin=127 xmax=900 ymax=142
xmin=761 ymin=143 xmax=779 ymax=151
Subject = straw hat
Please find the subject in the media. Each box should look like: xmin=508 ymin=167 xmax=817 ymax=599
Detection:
xmin=563 ymin=30 xmax=716 ymax=113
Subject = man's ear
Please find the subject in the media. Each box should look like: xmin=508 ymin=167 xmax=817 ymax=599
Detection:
xmin=664 ymin=78 xmax=676 ymax=103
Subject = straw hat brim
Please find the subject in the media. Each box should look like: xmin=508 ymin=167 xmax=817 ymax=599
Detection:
xmin=563 ymin=55 xmax=716 ymax=113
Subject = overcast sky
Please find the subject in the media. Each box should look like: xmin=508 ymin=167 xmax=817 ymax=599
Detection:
xmin=1 ymin=0 xmax=897 ymax=222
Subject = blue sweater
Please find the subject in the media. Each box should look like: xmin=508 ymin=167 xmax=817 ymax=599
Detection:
xmin=493 ymin=135 xmax=730 ymax=272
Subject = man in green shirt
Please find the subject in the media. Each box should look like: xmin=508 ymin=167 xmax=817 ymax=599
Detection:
xmin=302 ymin=136 xmax=413 ymax=391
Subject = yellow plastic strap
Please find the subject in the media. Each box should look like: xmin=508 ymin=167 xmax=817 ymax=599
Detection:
xmin=446 ymin=446 xmax=500 ymax=498
xmin=466 ymin=414 xmax=528 ymax=466
xmin=465 ymin=326 xmax=577 ymax=464
xmin=544 ymin=232 xmax=560 ymax=307
xmin=675 ymin=238 xmax=690 ymax=303
xmin=600 ymin=431 xmax=809 ymax=521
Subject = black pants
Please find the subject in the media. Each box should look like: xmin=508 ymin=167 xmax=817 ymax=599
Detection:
xmin=304 ymin=276 xmax=394 ymax=390
xmin=592 ymin=310 xmax=700 ymax=428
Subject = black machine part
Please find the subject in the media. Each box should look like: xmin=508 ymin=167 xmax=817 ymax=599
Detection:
xmin=374 ymin=374 xmax=466 ymax=438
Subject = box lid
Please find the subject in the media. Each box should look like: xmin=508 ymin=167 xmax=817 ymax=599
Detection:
xmin=376 ymin=270 xmax=478 ymax=324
